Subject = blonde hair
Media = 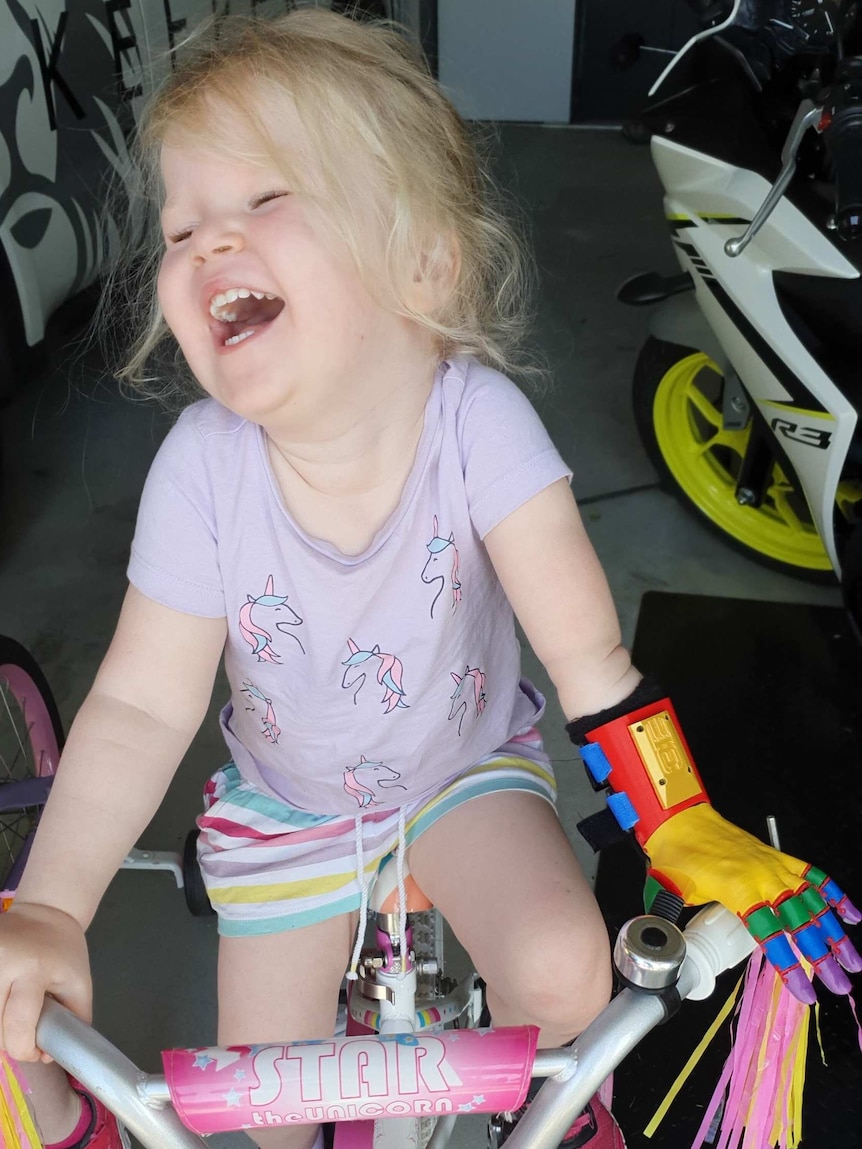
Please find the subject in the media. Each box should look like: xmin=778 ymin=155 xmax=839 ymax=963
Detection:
xmin=110 ymin=7 xmax=538 ymax=402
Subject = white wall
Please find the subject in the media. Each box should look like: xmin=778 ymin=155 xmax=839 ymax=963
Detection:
xmin=438 ymin=0 xmax=576 ymax=122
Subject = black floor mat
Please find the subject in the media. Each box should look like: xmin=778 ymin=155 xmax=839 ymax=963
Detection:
xmin=595 ymin=592 xmax=862 ymax=1147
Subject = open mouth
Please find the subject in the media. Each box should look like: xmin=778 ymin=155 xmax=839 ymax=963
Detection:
xmin=208 ymin=287 xmax=285 ymax=348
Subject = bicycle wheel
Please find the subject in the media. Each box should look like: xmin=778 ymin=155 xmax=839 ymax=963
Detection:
xmin=0 ymin=637 xmax=64 ymax=905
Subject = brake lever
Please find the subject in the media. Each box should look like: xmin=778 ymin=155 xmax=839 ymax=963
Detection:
xmin=724 ymin=98 xmax=823 ymax=256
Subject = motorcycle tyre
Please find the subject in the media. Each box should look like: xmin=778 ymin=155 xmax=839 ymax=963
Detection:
xmin=633 ymin=336 xmax=835 ymax=584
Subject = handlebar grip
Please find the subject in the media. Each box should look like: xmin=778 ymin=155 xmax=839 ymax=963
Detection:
xmin=824 ymin=107 xmax=862 ymax=241
xmin=680 ymin=903 xmax=757 ymax=1001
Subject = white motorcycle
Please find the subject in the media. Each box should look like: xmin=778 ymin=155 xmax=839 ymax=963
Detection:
xmin=619 ymin=0 xmax=862 ymax=630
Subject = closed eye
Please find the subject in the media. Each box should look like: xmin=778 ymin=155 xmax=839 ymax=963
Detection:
xmin=166 ymin=227 xmax=193 ymax=245
xmin=251 ymin=189 xmax=289 ymax=209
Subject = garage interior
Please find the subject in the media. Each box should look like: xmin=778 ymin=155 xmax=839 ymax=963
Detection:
xmin=0 ymin=4 xmax=858 ymax=1148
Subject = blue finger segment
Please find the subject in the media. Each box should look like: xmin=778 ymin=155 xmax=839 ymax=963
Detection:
xmin=790 ymin=921 xmax=830 ymax=965
xmin=820 ymin=877 xmax=847 ymax=905
xmin=762 ymin=933 xmax=799 ymax=975
xmin=820 ymin=878 xmax=862 ymax=923
xmin=816 ymin=908 xmax=846 ymax=947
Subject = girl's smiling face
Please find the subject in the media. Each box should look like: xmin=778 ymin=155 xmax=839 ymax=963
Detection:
xmin=157 ymin=126 xmax=429 ymax=439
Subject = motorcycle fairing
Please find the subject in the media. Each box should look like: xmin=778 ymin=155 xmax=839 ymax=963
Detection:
xmin=651 ymin=135 xmax=858 ymax=571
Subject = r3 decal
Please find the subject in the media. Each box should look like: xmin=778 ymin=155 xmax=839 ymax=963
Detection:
xmin=770 ymin=417 xmax=832 ymax=449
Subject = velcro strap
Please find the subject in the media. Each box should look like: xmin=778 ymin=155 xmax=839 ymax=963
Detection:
xmin=576 ymin=809 xmax=631 ymax=852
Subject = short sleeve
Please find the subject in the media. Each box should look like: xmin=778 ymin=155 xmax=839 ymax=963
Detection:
xmin=457 ymin=364 xmax=572 ymax=538
xmin=127 ymin=408 xmax=226 ymax=617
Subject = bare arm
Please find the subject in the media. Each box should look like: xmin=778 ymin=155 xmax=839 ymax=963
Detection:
xmin=483 ymin=478 xmax=640 ymax=721
xmin=0 ymin=587 xmax=225 ymax=1060
xmin=15 ymin=584 xmax=227 ymax=929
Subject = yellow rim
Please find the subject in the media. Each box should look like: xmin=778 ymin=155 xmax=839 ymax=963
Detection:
xmin=653 ymin=352 xmax=833 ymax=571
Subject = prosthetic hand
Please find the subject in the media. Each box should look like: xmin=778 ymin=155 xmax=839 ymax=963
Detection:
xmin=567 ymin=679 xmax=862 ymax=1004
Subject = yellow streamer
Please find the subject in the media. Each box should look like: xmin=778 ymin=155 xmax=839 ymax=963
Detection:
xmin=643 ymin=972 xmax=745 ymax=1138
xmin=814 ymin=1001 xmax=827 ymax=1066
xmin=0 ymin=1056 xmax=42 ymax=1149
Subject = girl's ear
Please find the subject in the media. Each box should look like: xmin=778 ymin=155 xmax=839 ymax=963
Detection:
xmin=406 ymin=231 xmax=461 ymax=315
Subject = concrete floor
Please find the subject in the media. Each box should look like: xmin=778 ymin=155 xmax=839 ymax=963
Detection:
xmin=0 ymin=126 xmax=842 ymax=1146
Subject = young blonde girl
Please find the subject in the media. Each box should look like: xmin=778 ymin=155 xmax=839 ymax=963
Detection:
xmin=0 ymin=11 xmax=857 ymax=1149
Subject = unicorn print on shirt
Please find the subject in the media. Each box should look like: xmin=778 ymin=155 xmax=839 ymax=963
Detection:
xmin=343 ymin=756 xmax=407 ymax=808
xmin=238 ymin=575 xmax=305 ymax=662
xmin=448 ymin=666 xmax=487 ymax=736
xmin=421 ymin=516 xmax=462 ymax=619
xmin=241 ymin=681 xmax=282 ymax=746
xmin=341 ymin=638 xmax=409 ymax=713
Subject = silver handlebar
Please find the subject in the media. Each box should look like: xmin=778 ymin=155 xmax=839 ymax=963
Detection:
xmin=35 ymin=905 xmax=756 ymax=1149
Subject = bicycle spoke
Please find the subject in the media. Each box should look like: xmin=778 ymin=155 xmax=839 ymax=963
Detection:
xmin=0 ymin=685 xmax=32 ymax=781
xmin=0 ymin=680 xmax=33 ymax=781
xmin=0 ymin=815 xmax=32 ymax=868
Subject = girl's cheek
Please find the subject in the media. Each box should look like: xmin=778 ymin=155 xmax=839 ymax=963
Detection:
xmin=156 ymin=259 xmax=179 ymax=321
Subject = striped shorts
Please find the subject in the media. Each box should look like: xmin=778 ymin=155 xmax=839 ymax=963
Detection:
xmin=196 ymin=729 xmax=556 ymax=936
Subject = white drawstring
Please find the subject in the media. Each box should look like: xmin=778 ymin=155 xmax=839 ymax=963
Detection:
xmin=395 ymin=804 xmax=408 ymax=977
xmin=346 ymin=814 xmax=368 ymax=981
xmin=346 ymin=807 xmax=408 ymax=981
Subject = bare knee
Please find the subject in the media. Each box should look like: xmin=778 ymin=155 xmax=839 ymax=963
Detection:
xmin=486 ymin=918 xmax=612 ymax=1043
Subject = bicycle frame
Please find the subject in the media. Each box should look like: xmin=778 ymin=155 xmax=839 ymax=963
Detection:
xmin=33 ymin=902 xmax=757 ymax=1149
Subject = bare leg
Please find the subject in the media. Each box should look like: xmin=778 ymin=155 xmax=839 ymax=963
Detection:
xmin=217 ymin=911 xmax=359 ymax=1149
xmin=407 ymin=792 xmax=612 ymax=1047
xmin=22 ymin=1060 xmax=82 ymax=1145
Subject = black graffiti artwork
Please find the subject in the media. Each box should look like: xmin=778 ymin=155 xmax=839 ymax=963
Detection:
xmin=0 ymin=0 xmax=141 ymax=307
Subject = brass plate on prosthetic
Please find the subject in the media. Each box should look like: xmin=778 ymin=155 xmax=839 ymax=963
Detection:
xmin=628 ymin=711 xmax=701 ymax=807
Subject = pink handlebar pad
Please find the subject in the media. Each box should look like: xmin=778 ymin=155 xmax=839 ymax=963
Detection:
xmin=163 ymin=1028 xmax=539 ymax=1135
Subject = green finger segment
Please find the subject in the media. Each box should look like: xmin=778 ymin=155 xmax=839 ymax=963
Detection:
xmin=777 ymin=897 xmax=811 ymax=933
xmin=800 ymin=887 xmax=827 ymax=916
xmin=805 ymin=865 xmax=827 ymax=886
xmin=745 ymin=905 xmax=781 ymax=941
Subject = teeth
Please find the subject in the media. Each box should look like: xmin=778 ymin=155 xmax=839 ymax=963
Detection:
xmin=225 ymin=328 xmax=256 ymax=346
xmin=209 ymin=287 xmax=276 ymax=318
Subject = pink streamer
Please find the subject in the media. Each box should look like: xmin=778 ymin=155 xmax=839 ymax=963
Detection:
xmin=691 ymin=949 xmax=810 ymax=1149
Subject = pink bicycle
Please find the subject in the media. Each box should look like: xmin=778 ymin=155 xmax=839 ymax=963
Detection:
xmin=0 ymin=637 xmax=64 ymax=912
xmin=33 ymin=854 xmax=757 ymax=1149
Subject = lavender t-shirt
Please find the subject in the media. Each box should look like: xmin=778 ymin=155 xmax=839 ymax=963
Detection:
xmin=128 ymin=356 xmax=571 ymax=816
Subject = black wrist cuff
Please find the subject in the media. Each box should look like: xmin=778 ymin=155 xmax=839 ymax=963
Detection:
xmin=565 ymin=674 xmax=665 ymax=746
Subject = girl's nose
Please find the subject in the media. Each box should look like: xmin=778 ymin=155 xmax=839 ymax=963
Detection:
xmin=191 ymin=226 xmax=245 ymax=266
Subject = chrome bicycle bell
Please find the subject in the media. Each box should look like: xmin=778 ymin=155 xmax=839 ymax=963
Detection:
xmin=613 ymin=915 xmax=686 ymax=992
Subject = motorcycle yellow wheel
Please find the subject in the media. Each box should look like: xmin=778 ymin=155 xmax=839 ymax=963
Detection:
xmin=633 ymin=337 xmax=834 ymax=576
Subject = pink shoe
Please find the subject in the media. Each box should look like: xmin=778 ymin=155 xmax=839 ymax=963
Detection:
xmin=53 ymin=1078 xmax=130 ymax=1149
xmin=490 ymin=1090 xmax=625 ymax=1149
xmin=563 ymin=1094 xmax=626 ymax=1148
